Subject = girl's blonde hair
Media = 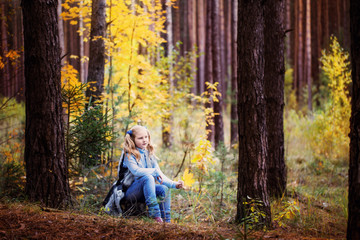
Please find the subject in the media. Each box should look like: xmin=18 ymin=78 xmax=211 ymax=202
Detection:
xmin=124 ymin=125 xmax=154 ymax=162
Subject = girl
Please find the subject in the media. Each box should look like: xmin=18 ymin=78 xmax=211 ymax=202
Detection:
xmin=123 ymin=125 xmax=184 ymax=223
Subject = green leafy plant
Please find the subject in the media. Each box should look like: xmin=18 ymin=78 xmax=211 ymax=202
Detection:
xmin=68 ymin=105 xmax=114 ymax=174
xmin=236 ymin=197 xmax=267 ymax=240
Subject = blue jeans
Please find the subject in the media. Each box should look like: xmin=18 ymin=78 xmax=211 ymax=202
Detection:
xmin=124 ymin=174 xmax=171 ymax=222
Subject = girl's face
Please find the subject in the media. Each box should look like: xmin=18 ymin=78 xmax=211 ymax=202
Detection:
xmin=134 ymin=128 xmax=149 ymax=150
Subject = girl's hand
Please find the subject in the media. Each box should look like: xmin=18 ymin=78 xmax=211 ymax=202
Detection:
xmin=156 ymin=175 xmax=163 ymax=184
xmin=175 ymin=180 xmax=184 ymax=189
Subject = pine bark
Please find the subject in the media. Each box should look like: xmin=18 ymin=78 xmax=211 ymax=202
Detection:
xmin=212 ymin=0 xmax=224 ymax=148
xmin=305 ymin=0 xmax=312 ymax=111
xmin=264 ymin=0 xmax=286 ymax=198
xmin=161 ymin=0 xmax=174 ymax=148
xmin=85 ymin=0 xmax=106 ymax=104
xmin=348 ymin=1 xmax=360 ymax=238
xmin=230 ymin=0 xmax=238 ymax=145
xmin=196 ymin=0 xmax=205 ymax=95
xmin=311 ymin=0 xmax=320 ymax=105
xmin=236 ymin=0 xmax=271 ymax=226
xmin=295 ymin=0 xmax=304 ymax=101
xmin=21 ymin=0 xmax=70 ymax=208
xmin=0 ymin=3 xmax=10 ymax=97
xmin=205 ymin=0 xmax=214 ymax=143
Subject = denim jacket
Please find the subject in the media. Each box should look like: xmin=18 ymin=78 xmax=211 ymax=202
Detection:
xmin=123 ymin=148 xmax=176 ymax=189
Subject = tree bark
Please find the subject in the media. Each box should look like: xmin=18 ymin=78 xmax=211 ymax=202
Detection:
xmin=205 ymin=0 xmax=214 ymax=143
xmin=57 ymin=0 xmax=65 ymax=66
xmin=348 ymin=1 xmax=360 ymax=238
xmin=196 ymin=0 xmax=205 ymax=95
xmin=305 ymin=0 xmax=312 ymax=111
xmin=21 ymin=0 xmax=70 ymax=208
xmin=237 ymin=0 xmax=271 ymax=226
xmin=230 ymin=0 xmax=238 ymax=145
xmin=311 ymin=0 xmax=320 ymax=106
xmin=264 ymin=0 xmax=286 ymax=198
xmin=1 ymin=3 xmax=10 ymax=97
xmin=85 ymin=0 xmax=106 ymax=104
xmin=212 ymin=0 xmax=224 ymax=148
xmin=162 ymin=0 xmax=174 ymax=148
xmin=295 ymin=0 xmax=304 ymax=101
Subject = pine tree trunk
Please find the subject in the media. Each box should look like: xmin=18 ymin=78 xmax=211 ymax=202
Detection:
xmin=196 ymin=0 xmax=205 ymax=95
xmin=212 ymin=0 xmax=224 ymax=148
xmin=348 ymin=1 xmax=360 ymax=238
xmin=230 ymin=0 xmax=238 ymax=145
xmin=311 ymin=0 xmax=320 ymax=106
xmin=237 ymin=0 xmax=271 ymax=226
xmin=264 ymin=0 xmax=286 ymax=198
xmin=321 ymin=0 xmax=329 ymax=49
xmin=305 ymin=0 xmax=312 ymax=111
xmin=205 ymin=0 xmax=214 ymax=143
xmin=85 ymin=0 xmax=106 ymax=104
xmin=1 ymin=3 xmax=10 ymax=97
xmin=21 ymin=0 xmax=70 ymax=208
xmin=57 ymin=0 xmax=65 ymax=65
xmin=162 ymin=0 xmax=174 ymax=148
xmin=296 ymin=0 xmax=304 ymax=101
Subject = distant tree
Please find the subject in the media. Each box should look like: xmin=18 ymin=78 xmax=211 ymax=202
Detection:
xmin=161 ymin=0 xmax=174 ymax=148
xmin=230 ymin=0 xmax=238 ymax=145
xmin=205 ymin=0 xmax=214 ymax=143
xmin=85 ymin=0 xmax=106 ymax=104
xmin=211 ymin=0 xmax=224 ymax=149
xmin=22 ymin=0 xmax=70 ymax=207
xmin=348 ymin=0 xmax=360 ymax=238
xmin=236 ymin=0 xmax=271 ymax=226
xmin=264 ymin=0 xmax=287 ymax=198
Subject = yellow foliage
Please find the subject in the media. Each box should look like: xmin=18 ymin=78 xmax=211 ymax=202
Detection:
xmin=191 ymin=138 xmax=214 ymax=174
xmin=309 ymin=36 xmax=351 ymax=162
xmin=182 ymin=168 xmax=195 ymax=188
xmin=61 ymin=63 xmax=86 ymax=116
xmin=0 ymin=56 xmax=4 ymax=69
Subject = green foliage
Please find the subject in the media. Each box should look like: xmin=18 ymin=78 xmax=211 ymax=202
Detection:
xmin=0 ymin=97 xmax=25 ymax=199
xmin=68 ymin=105 xmax=114 ymax=173
xmin=61 ymin=63 xmax=115 ymax=175
xmin=0 ymin=161 xmax=24 ymax=198
xmin=235 ymin=197 xmax=267 ymax=240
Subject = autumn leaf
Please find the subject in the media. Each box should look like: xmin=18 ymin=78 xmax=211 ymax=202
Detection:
xmin=182 ymin=168 xmax=195 ymax=188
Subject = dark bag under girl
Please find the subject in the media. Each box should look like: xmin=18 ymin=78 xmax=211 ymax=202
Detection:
xmin=102 ymin=151 xmax=135 ymax=215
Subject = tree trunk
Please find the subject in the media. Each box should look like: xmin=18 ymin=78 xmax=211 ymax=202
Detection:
xmin=236 ymin=0 xmax=271 ymax=226
xmin=264 ymin=0 xmax=286 ymax=198
xmin=305 ymin=0 xmax=312 ymax=111
xmin=230 ymin=0 xmax=238 ymax=145
xmin=162 ymin=0 xmax=174 ymax=148
xmin=205 ymin=0 xmax=214 ymax=143
xmin=321 ymin=0 xmax=329 ymax=49
xmin=1 ymin=3 xmax=10 ymax=97
xmin=348 ymin=1 xmax=360 ymax=238
xmin=79 ymin=0 xmax=86 ymax=83
xmin=196 ymin=0 xmax=205 ymax=95
xmin=295 ymin=0 xmax=304 ymax=101
xmin=311 ymin=0 xmax=320 ymax=106
xmin=285 ymin=0 xmax=291 ymax=65
xmin=212 ymin=0 xmax=224 ymax=148
xmin=57 ymin=0 xmax=65 ymax=66
xmin=85 ymin=0 xmax=106 ymax=104
xmin=22 ymin=0 xmax=70 ymax=208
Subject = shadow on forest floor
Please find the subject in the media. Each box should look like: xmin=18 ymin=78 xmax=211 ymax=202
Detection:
xmin=0 ymin=202 xmax=345 ymax=240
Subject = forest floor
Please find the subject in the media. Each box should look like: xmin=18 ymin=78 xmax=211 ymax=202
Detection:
xmin=0 ymin=202 xmax=346 ymax=240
